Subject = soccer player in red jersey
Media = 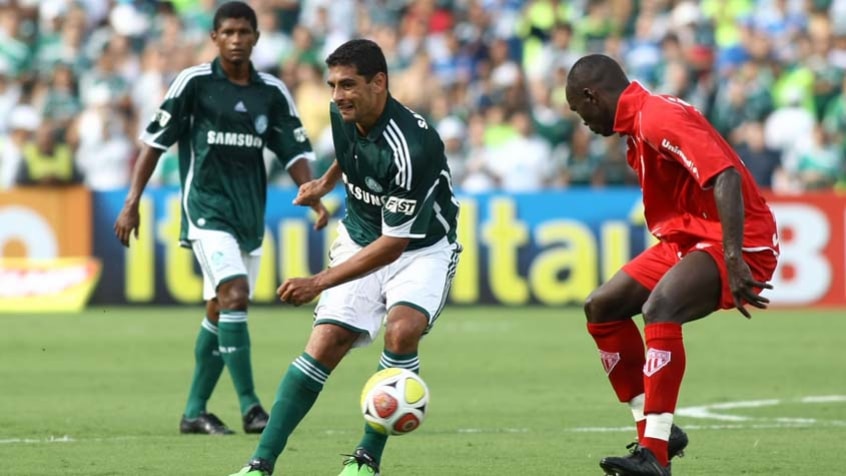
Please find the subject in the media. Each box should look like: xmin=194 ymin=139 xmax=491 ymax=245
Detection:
xmin=566 ymin=54 xmax=780 ymax=476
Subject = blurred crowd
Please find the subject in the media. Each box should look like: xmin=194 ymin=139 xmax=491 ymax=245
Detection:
xmin=2 ymin=0 xmax=846 ymax=194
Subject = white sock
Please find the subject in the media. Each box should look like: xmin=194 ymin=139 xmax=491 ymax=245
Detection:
xmin=644 ymin=412 xmax=674 ymax=440
xmin=629 ymin=393 xmax=645 ymax=423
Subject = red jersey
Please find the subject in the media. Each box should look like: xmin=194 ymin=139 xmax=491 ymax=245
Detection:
xmin=613 ymin=82 xmax=779 ymax=254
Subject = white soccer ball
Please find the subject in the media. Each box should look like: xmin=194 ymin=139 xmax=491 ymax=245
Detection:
xmin=360 ymin=368 xmax=430 ymax=436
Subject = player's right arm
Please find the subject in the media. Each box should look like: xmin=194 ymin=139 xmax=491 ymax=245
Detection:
xmin=114 ymin=64 xmax=203 ymax=247
xmin=114 ymin=145 xmax=163 ymax=246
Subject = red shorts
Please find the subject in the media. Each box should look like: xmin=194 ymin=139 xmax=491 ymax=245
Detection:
xmin=622 ymin=240 xmax=778 ymax=310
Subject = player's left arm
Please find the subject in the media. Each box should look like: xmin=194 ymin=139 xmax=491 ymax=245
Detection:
xmin=643 ymin=100 xmax=773 ymax=316
xmin=713 ymin=168 xmax=773 ymax=318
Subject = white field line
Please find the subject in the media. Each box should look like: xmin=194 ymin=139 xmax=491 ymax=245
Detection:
xmin=3 ymin=396 xmax=844 ymax=443
xmin=0 ymin=435 xmax=75 ymax=444
xmin=0 ymin=435 xmax=144 ymax=445
xmin=675 ymin=394 xmax=846 ymax=422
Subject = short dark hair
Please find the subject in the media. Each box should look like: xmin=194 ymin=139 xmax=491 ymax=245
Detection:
xmin=213 ymin=1 xmax=257 ymax=32
xmin=568 ymin=54 xmax=629 ymax=90
xmin=325 ymin=39 xmax=389 ymax=86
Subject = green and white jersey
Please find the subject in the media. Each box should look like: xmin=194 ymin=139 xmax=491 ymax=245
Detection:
xmin=330 ymin=95 xmax=459 ymax=250
xmin=141 ymin=57 xmax=314 ymax=251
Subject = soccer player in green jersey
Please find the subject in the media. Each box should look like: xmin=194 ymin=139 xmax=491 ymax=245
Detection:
xmin=114 ymin=1 xmax=328 ymax=436
xmin=229 ymin=39 xmax=461 ymax=476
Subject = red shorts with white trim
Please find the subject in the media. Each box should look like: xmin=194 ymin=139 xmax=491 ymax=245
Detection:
xmin=622 ymin=240 xmax=778 ymax=310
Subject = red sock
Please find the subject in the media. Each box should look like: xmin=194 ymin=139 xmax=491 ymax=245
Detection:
xmin=636 ymin=420 xmax=646 ymax=442
xmin=586 ymin=320 xmax=645 ymax=403
xmin=642 ymin=322 xmax=686 ymax=467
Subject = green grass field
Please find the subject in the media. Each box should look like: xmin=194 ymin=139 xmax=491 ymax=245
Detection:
xmin=1 ymin=306 xmax=844 ymax=475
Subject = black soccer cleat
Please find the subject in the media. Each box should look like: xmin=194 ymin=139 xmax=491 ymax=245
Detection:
xmin=667 ymin=424 xmax=688 ymax=460
xmin=600 ymin=446 xmax=671 ymax=476
xmin=242 ymin=404 xmax=270 ymax=434
xmin=179 ymin=412 xmax=235 ymax=435
xmin=339 ymin=447 xmax=381 ymax=475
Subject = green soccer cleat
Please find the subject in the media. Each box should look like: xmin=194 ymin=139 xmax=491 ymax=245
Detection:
xmin=338 ymin=448 xmax=380 ymax=476
xmin=227 ymin=469 xmax=265 ymax=476
xmin=228 ymin=458 xmax=273 ymax=476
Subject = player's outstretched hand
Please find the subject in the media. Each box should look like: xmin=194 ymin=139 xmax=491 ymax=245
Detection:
xmin=277 ymin=277 xmax=324 ymax=306
xmin=114 ymin=204 xmax=140 ymax=247
xmin=726 ymin=257 xmax=773 ymax=319
xmin=312 ymin=201 xmax=329 ymax=230
xmin=294 ymin=179 xmax=330 ymax=207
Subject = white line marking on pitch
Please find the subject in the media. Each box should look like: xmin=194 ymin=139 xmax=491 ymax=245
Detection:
xmin=3 ymin=396 xmax=843 ymax=443
xmin=0 ymin=435 xmax=74 ymax=444
xmin=675 ymin=394 xmax=846 ymax=422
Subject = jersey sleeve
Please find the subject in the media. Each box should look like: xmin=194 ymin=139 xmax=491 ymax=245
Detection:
xmin=381 ymin=127 xmax=445 ymax=239
xmin=140 ymin=66 xmax=204 ymax=150
xmin=262 ymin=75 xmax=316 ymax=168
xmin=640 ymin=97 xmax=734 ymax=188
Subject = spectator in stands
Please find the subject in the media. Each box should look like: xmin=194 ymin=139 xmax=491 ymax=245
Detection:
xmin=1 ymin=104 xmax=39 ymax=189
xmin=437 ymin=116 xmax=468 ymax=186
xmin=481 ymin=110 xmax=555 ymax=192
xmin=794 ymin=125 xmax=844 ymax=190
xmin=0 ymin=0 xmax=843 ymax=194
xmin=15 ymin=120 xmax=80 ymax=186
xmin=735 ymin=121 xmax=781 ymax=189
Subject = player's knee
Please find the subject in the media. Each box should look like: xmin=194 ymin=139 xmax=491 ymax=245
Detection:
xmin=384 ymin=318 xmax=425 ymax=354
xmin=217 ymin=281 xmax=249 ymax=310
xmin=584 ymin=290 xmax=612 ymax=323
xmin=641 ymin=292 xmax=673 ymax=323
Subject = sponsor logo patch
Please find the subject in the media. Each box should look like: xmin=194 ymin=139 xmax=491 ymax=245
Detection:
xmin=384 ymin=196 xmax=417 ymax=216
xmin=206 ymin=131 xmax=263 ymax=148
xmin=293 ymin=126 xmax=308 ymax=143
xmin=660 ymin=138 xmax=699 ymax=180
xmin=152 ymin=109 xmax=171 ymax=127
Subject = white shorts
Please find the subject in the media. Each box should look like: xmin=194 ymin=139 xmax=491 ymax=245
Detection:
xmin=190 ymin=229 xmax=261 ymax=301
xmin=314 ymin=224 xmax=461 ymax=348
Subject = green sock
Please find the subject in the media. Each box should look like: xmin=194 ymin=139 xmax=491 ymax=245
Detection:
xmin=357 ymin=350 xmax=421 ymax=463
xmin=184 ymin=317 xmax=225 ymax=419
xmin=218 ymin=310 xmax=260 ymax=415
xmin=254 ymin=353 xmax=330 ymax=467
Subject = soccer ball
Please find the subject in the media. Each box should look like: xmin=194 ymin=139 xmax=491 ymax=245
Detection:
xmin=360 ymin=368 xmax=429 ymax=436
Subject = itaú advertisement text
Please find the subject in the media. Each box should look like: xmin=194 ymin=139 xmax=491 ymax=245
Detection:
xmin=90 ymin=188 xmax=846 ymax=307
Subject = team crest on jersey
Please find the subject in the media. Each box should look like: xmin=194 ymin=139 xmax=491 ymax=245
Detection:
xmin=643 ymin=348 xmax=671 ymax=376
xmin=365 ymin=177 xmax=383 ymax=193
xmin=599 ymin=350 xmax=621 ymax=375
xmin=254 ymin=115 xmax=268 ymax=134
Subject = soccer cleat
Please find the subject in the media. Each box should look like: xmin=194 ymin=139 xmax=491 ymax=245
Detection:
xmin=623 ymin=424 xmax=688 ymax=460
xmin=667 ymin=424 xmax=688 ymax=460
xmin=228 ymin=458 xmax=273 ymax=476
xmin=179 ymin=412 xmax=235 ymax=435
xmin=242 ymin=404 xmax=270 ymax=434
xmin=338 ymin=448 xmax=381 ymax=476
xmin=600 ymin=446 xmax=671 ymax=476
